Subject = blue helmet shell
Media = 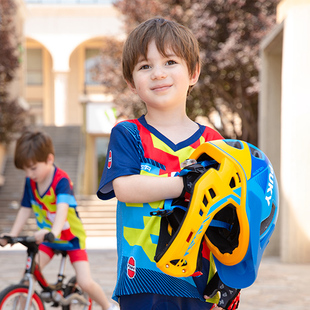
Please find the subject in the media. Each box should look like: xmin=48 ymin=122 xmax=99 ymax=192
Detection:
xmin=213 ymin=140 xmax=279 ymax=288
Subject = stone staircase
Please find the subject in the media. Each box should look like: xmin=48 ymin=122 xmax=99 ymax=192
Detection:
xmin=0 ymin=195 xmax=116 ymax=238
xmin=75 ymin=195 xmax=116 ymax=238
xmin=0 ymin=126 xmax=116 ymax=238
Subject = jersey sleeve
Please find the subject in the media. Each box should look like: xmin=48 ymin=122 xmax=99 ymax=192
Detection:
xmin=20 ymin=178 xmax=32 ymax=208
xmin=55 ymin=177 xmax=77 ymax=207
xmin=97 ymin=121 xmax=142 ymax=200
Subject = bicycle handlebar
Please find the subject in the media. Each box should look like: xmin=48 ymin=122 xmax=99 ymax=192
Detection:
xmin=0 ymin=232 xmax=55 ymax=246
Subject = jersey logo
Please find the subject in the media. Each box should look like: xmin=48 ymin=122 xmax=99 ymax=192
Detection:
xmin=107 ymin=150 xmax=112 ymax=169
xmin=127 ymin=256 xmax=136 ymax=279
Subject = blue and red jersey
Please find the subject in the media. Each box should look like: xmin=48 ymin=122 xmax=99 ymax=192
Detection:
xmin=97 ymin=115 xmax=223 ymax=303
xmin=21 ymin=167 xmax=86 ymax=250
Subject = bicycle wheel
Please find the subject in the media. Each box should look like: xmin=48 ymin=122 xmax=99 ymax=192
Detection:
xmin=0 ymin=284 xmax=45 ymax=310
xmin=62 ymin=276 xmax=92 ymax=310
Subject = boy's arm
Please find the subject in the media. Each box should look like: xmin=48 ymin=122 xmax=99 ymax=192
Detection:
xmin=113 ymin=174 xmax=183 ymax=203
xmin=34 ymin=202 xmax=69 ymax=243
xmin=1 ymin=206 xmax=32 ymax=246
xmin=51 ymin=202 xmax=69 ymax=237
xmin=9 ymin=206 xmax=32 ymax=236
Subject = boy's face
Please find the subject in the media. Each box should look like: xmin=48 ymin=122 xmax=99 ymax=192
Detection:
xmin=23 ymin=154 xmax=54 ymax=184
xmin=128 ymin=40 xmax=199 ymax=112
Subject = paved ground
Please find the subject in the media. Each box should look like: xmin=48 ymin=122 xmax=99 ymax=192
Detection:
xmin=1 ymin=238 xmax=310 ymax=310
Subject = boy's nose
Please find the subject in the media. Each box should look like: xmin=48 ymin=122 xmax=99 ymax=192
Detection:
xmin=151 ymin=66 xmax=167 ymax=80
xmin=25 ymin=169 xmax=33 ymax=179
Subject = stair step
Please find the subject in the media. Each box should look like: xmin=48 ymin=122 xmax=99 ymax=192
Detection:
xmin=0 ymin=197 xmax=117 ymax=238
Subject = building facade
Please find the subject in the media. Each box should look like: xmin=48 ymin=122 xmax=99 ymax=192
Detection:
xmin=23 ymin=0 xmax=123 ymax=194
xmin=260 ymin=0 xmax=310 ymax=262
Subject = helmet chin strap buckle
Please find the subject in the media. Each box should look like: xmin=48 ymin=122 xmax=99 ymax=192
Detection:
xmin=150 ymin=209 xmax=173 ymax=216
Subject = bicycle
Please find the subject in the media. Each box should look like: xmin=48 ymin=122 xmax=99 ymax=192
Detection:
xmin=0 ymin=233 xmax=92 ymax=310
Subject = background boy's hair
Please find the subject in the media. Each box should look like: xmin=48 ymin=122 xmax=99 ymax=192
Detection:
xmin=122 ymin=17 xmax=200 ymax=91
xmin=14 ymin=130 xmax=55 ymax=169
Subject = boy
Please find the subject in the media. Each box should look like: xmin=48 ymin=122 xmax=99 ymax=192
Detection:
xmin=97 ymin=18 xmax=225 ymax=309
xmin=0 ymin=130 xmax=118 ymax=310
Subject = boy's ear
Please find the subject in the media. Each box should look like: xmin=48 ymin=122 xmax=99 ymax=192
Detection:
xmin=126 ymin=80 xmax=137 ymax=94
xmin=189 ymin=64 xmax=201 ymax=86
xmin=47 ymin=153 xmax=54 ymax=165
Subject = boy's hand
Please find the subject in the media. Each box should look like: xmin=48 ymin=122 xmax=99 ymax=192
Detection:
xmin=179 ymin=162 xmax=208 ymax=200
xmin=0 ymin=233 xmax=14 ymax=247
xmin=34 ymin=229 xmax=51 ymax=244
xmin=0 ymin=234 xmax=9 ymax=247
xmin=204 ymin=272 xmax=240 ymax=310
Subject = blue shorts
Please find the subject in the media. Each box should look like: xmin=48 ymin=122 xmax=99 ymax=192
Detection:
xmin=119 ymin=293 xmax=213 ymax=310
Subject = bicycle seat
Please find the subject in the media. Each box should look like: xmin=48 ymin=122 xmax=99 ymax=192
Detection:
xmin=42 ymin=237 xmax=77 ymax=252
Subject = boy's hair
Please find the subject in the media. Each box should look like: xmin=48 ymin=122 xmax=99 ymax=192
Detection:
xmin=14 ymin=130 xmax=55 ymax=169
xmin=122 ymin=17 xmax=200 ymax=91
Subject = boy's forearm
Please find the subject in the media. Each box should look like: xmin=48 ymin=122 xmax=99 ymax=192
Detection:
xmin=51 ymin=202 xmax=69 ymax=237
xmin=10 ymin=207 xmax=32 ymax=236
xmin=113 ymin=174 xmax=183 ymax=203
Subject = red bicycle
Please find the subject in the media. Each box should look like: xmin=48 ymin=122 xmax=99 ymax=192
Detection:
xmin=0 ymin=234 xmax=92 ymax=310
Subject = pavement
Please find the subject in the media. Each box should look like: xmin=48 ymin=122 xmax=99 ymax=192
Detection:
xmin=1 ymin=238 xmax=310 ymax=310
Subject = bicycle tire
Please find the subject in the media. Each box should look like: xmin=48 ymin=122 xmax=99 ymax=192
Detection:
xmin=62 ymin=276 xmax=92 ymax=310
xmin=0 ymin=284 xmax=45 ymax=310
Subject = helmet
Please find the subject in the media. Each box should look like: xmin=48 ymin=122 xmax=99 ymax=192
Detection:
xmin=152 ymin=139 xmax=279 ymax=288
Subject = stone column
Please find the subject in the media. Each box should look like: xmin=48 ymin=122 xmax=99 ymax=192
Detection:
xmin=53 ymin=71 xmax=69 ymax=127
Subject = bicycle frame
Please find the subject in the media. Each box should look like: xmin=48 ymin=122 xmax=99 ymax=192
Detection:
xmin=1 ymin=236 xmax=91 ymax=309
xmin=20 ymin=242 xmax=67 ymax=310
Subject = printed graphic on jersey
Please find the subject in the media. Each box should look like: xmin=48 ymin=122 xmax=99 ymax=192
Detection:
xmin=108 ymin=150 xmax=112 ymax=169
xmin=127 ymin=256 xmax=136 ymax=279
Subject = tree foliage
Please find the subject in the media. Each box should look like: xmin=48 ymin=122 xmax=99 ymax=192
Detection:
xmin=97 ymin=0 xmax=279 ymax=144
xmin=0 ymin=0 xmax=26 ymax=145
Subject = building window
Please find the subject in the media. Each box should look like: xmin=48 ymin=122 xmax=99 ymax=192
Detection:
xmin=28 ymin=100 xmax=43 ymax=125
xmin=85 ymin=48 xmax=101 ymax=85
xmin=26 ymin=49 xmax=43 ymax=85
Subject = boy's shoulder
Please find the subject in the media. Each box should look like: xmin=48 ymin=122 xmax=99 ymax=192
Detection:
xmin=52 ymin=167 xmax=73 ymax=188
xmin=112 ymin=117 xmax=145 ymax=136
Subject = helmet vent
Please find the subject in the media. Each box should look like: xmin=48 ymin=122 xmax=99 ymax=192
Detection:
xmin=236 ymin=172 xmax=241 ymax=183
xmin=249 ymin=146 xmax=263 ymax=159
xmin=203 ymin=196 xmax=208 ymax=207
xmin=260 ymin=203 xmax=276 ymax=235
xmin=230 ymin=177 xmax=236 ymax=188
xmin=225 ymin=140 xmax=242 ymax=149
xmin=209 ymin=188 xmax=216 ymax=199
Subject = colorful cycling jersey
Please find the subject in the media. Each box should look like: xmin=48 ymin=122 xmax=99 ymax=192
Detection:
xmin=97 ymin=115 xmax=223 ymax=302
xmin=21 ymin=167 xmax=86 ymax=251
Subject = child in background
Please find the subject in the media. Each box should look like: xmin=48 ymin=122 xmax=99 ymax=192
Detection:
xmin=97 ymin=17 xmax=226 ymax=310
xmin=0 ymin=130 xmax=118 ymax=310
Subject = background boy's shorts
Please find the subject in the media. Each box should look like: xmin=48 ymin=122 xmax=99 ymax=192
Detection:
xmin=39 ymin=243 xmax=88 ymax=263
xmin=119 ymin=293 xmax=213 ymax=310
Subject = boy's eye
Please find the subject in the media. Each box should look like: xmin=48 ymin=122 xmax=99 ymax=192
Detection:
xmin=166 ymin=60 xmax=177 ymax=66
xmin=139 ymin=64 xmax=150 ymax=70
